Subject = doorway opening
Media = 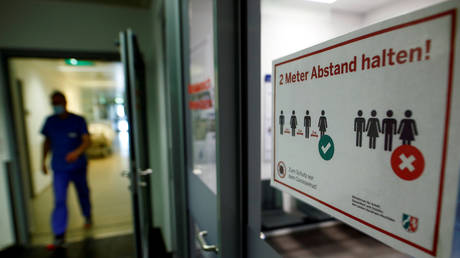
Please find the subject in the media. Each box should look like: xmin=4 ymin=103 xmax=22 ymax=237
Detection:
xmin=7 ymin=57 xmax=134 ymax=246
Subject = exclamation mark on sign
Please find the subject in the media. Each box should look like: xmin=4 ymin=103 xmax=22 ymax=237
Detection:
xmin=425 ymin=39 xmax=431 ymax=60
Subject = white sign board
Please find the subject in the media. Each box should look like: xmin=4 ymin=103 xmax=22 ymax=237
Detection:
xmin=271 ymin=2 xmax=460 ymax=258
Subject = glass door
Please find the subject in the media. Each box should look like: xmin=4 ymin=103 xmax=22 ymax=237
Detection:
xmin=119 ymin=29 xmax=152 ymax=258
xmin=181 ymin=0 xmax=243 ymax=256
xmin=184 ymin=0 xmax=219 ymax=257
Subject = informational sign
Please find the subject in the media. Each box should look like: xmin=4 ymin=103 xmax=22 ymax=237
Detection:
xmin=271 ymin=2 xmax=460 ymax=258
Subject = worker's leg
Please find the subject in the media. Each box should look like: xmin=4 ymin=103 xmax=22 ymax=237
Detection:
xmin=52 ymin=171 xmax=70 ymax=236
xmin=71 ymin=166 xmax=91 ymax=220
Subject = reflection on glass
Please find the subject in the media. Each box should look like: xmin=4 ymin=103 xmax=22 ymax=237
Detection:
xmin=118 ymin=131 xmax=130 ymax=158
xmin=188 ymin=0 xmax=217 ymax=194
xmin=116 ymin=104 xmax=125 ymax=117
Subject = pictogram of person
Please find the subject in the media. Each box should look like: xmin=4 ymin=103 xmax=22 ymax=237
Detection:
xmin=304 ymin=110 xmax=311 ymax=139
xmin=354 ymin=110 xmax=366 ymax=147
xmin=318 ymin=110 xmax=327 ymax=137
xmin=397 ymin=110 xmax=418 ymax=145
xmin=279 ymin=110 xmax=285 ymax=135
xmin=290 ymin=111 xmax=297 ymax=136
xmin=366 ymin=110 xmax=381 ymax=149
xmin=382 ymin=110 xmax=397 ymax=151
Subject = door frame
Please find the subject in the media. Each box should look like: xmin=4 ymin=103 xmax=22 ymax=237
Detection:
xmin=213 ymin=1 xmax=244 ymax=257
xmin=175 ymin=0 xmax=248 ymax=257
xmin=0 ymin=48 xmax=120 ymax=246
xmin=240 ymin=0 xmax=280 ymax=257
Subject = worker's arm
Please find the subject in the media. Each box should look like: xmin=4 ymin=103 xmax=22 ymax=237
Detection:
xmin=66 ymin=134 xmax=91 ymax=163
xmin=42 ymin=138 xmax=51 ymax=175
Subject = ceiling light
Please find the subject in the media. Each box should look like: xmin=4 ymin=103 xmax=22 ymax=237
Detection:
xmin=305 ymin=0 xmax=337 ymax=4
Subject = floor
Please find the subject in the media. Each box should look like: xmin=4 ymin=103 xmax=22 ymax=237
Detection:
xmin=30 ymin=135 xmax=133 ymax=245
xmin=1 ymin=234 xmax=135 ymax=258
xmin=0 ymin=232 xmax=171 ymax=258
xmin=266 ymin=223 xmax=410 ymax=258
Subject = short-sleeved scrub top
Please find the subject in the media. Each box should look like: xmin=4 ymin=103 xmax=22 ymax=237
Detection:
xmin=41 ymin=113 xmax=89 ymax=172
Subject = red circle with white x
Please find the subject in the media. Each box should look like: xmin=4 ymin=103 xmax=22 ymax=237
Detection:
xmin=391 ymin=145 xmax=425 ymax=181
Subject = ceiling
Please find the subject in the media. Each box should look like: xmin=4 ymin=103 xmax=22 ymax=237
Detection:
xmin=10 ymin=58 xmax=124 ymax=90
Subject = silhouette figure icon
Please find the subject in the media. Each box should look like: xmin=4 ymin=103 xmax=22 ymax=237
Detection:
xmin=290 ymin=111 xmax=297 ymax=136
xmin=304 ymin=110 xmax=311 ymax=139
xmin=279 ymin=110 xmax=285 ymax=135
xmin=382 ymin=110 xmax=397 ymax=151
xmin=366 ymin=110 xmax=381 ymax=149
xmin=318 ymin=110 xmax=327 ymax=137
xmin=398 ymin=110 xmax=418 ymax=145
xmin=354 ymin=110 xmax=366 ymax=147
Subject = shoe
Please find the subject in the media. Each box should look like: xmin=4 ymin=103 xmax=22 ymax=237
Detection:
xmin=46 ymin=235 xmax=66 ymax=250
xmin=84 ymin=217 xmax=92 ymax=229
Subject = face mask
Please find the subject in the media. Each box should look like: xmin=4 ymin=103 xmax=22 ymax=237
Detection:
xmin=53 ymin=105 xmax=65 ymax=115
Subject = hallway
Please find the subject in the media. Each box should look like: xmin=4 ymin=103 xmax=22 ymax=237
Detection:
xmin=30 ymin=134 xmax=133 ymax=245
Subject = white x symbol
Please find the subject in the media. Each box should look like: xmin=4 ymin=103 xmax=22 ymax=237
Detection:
xmin=399 ymin=154 xmax=416 ymax=172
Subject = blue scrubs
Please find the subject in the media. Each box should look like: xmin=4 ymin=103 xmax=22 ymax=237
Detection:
xmin=41 ymin=113 xmax=91 ymax=236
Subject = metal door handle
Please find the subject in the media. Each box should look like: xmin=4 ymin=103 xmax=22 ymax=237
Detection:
xmin=122 ymin=169 xmax=152 ymax=178
xmin=197 ymin=231 xmax=219 ymax=253
xmin=139 ymin=168 xmax=153 ymax=176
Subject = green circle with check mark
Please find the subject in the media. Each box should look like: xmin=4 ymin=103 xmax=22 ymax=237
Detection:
xmin=318 ymin=135 xmax=334 ymax=161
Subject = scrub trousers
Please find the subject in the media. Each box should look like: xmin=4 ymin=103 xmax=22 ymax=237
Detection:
xmin=52 ymin=167 xmax=91 ymax=236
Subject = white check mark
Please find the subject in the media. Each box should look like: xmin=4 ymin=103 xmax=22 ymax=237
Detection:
xmin=321 ymin=143 xmax=331 ymax=154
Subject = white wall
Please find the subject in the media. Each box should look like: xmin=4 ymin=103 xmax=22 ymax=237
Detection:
xmin=261 ymin=0 xmax=449 ymax=79
xmin=363 ymin=0 xmax=448 ymax=26
xmin=261 ymin=2 xmax=364 ymax=81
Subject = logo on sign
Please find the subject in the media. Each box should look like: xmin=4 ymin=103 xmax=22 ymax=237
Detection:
xmin=402 ymin=213 xmax=419 ymax=233
xmin=277 ymin=161 xmax=287 ymax=178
